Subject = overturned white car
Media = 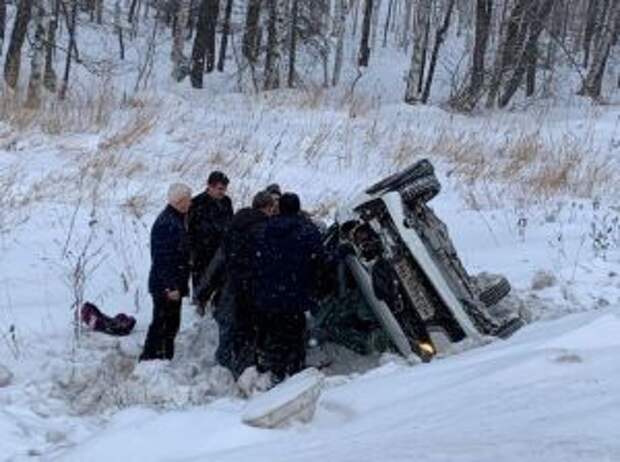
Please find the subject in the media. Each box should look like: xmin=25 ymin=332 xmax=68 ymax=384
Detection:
xmin=313 ymin=160 xmax=526 ymax=363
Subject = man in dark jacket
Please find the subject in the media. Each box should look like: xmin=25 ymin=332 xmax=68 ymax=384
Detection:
xmin=188 ymin=171 xmax=234 ymax=312
xmin=197 ymin=191 xmax=276 ymax=378
xmin=252 ymin=193 xmax=324 ymax=382
xmin=140 ymin=183 xmax=192 ymax=361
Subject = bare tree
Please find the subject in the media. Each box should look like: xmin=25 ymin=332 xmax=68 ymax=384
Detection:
xmin=486 ymin=0 xmax=534 ymax=107
xmin=287 ymin=0 xmax=299 ymax=87
xmin=582 ymin=0 xmax=600 ymax=68
xmin=242 ymin=0 xmax=263 ymax=65
xmin=422 ymin=0 xmax=456 ymax=103
xmin=172 ymin=0 xmax=190 ymax=79
xmin=190 ymin=0 xmax=220 ymax=87
xmin=4 ymin=0 xmax=33 ymax=89
xmin=383 ymin=0 xmax=395 ymax=47
xmin=358 ymin=0 xmax=373 ymax=66
xmin=579 ymin=0 xmax=620 ymax=98
xmin=401 ymin=0 xmax=413 ymax=51
xmin=371 ymin=0 xmax=382 ymax=48
xmin=0 ymin=0 xmax=6 ymax=57
xmin=95 ymin=0 xmax=102 ymax=24
xmin=114 ymin=0 xmax=125 ymax=61
xmin=404 ymin=0 xmax=432 ymax=103
xmin=468 ymin=0 xmax=493 ymax=104
xmin=204 ymin=0 xmax=220 ymax=72
xmin=25 ymin=0 xmax=45 ymax=108
xmin=43 ymin=0 xmax=58 ymax=92
xmin=498 ymin=0 xmax=557 ymax=107
xmin=59 ymin=0 xmax=77 ymax=100
xmin=263 ymin=0 xmax=290 ymax=90
xmin=332 ymin=0 xmax=348 ymax=85
xmin=217 ymin=0 xmax=234 ymax=71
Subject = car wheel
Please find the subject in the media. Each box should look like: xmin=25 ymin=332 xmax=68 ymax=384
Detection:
xmin=366 ymin=159 xmax=434 ymax=195
xmin=399 ymin=174 xmax=441 ymax=205
xmin=479 ymin=276 xmax=511 ymax=307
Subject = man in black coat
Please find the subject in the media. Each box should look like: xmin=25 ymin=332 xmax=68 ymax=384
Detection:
xmin=140 ymin=183 xmax=192 ymax=361
xmin=188 ymin=171 xmax=234 ymax=312
xmin=252 ymin=193 xmax=324 ymax=382
xmin=197 ymin=191 xmax=276 ymax=378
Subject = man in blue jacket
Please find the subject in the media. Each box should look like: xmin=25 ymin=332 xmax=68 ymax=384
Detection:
xmin=140 ymin=183 xmax=192 ymax=361
xmin=252 ymin=193 xmax=324 ymax=382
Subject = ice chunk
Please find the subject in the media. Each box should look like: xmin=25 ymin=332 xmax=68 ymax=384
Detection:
xmin=242 ymin=368 xmax=324 ymax=429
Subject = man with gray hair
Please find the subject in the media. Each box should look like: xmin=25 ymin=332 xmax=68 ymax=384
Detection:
xmin=140 ymin=183 xmax=192 ymax=361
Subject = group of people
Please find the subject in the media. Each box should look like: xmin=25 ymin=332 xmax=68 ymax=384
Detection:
xmin=140 ymin=171 xmax=325 ymax=384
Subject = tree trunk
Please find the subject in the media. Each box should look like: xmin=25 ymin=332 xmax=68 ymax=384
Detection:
xmin=580 ymin=1 xmax=620 ymax=98
xmin=172 ymin=0 xmax=190 ymax=79
xmin=0 ymin=0 xmax=6 ymax=57
xmin=525 ymin=40 xmax=536 ymax=96
xmin=332 ymin=0 xmax=347 ymax=85
xmin=263 ymin=0 xmax=280 ymax=89
xmin=43 ymin=0 xmax=58 ymax=92
xmin=114 ymin=0 xmax=125 ymax=60
xmin=498 ymin=0 xmax=556 ymax=108
xmin=469 ymin=0 xmax=492 ymax=102
xmin=190 ymin=0 xmax=215 ymax=87
xmin=352 ymin=0 xmax=360 ymax=37
xmin=128 ymin=0 xmax=138 ymax=22
xmin=486 ymin=0 xmax=534 ymax=107
xmin=370 ymin=0 xmax=381 ymax=48
xmin=242 ymin=0 xmax=262 ymax=64
xmin=382 ymin=0 xmax=393 ymax=47
xmin=542 ymin=0 xmax=562 ymax=96
xmin=582 ymin=0 xmax=600 ymax=68
xmin=287 ymin=0 xmax=298 ymax=87
xmin=216 ymin=0 xmax=233 ymax=71
xmin=59 ymin=0 xmax=77 ymax=100
xmin=401 ymin=0 xmax=413 ymax=51
xmin=26 ymin=0 xmax=45 ymax=108
xmin=96 ymin=0 xmax=102 ymax=24
xmin=404 ymin=0 xmax=432 ymax=104
xmin=358 ymin=0 xmax=373 ymax=66
xmin=422 ymin=0 xmax=455 ymax=103
xmin=4 ymin=0 xmax=33 ymax=89
xmin=205 ymin=0 xmax=220 ymax=73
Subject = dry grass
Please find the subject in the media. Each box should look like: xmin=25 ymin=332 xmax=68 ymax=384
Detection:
xmin=98 ymin=109 xmax=158 ymax=152
xmin=387 ymin=126 xmax=616 ymax=208
xmin=0 ymin=83 xmax=117 ymax=135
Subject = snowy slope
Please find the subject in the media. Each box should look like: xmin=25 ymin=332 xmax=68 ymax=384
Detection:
xmin=51 ymin=312 xmax=620 ymax=462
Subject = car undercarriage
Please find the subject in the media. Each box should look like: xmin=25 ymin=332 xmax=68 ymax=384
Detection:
xmin=311 ymin=160 xmax=526 ymax=363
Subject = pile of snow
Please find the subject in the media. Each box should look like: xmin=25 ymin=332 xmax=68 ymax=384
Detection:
xmin=49 ymin=316 xmax=238 ymax=415
xmin=45 ymin=313 xmax=384 ymax=416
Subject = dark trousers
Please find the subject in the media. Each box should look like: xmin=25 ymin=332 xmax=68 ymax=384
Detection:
xmin=191 ymin=269 xmax=204 ymax=303
xmin=230 ymin=292 xmax=258 ymax=377
xmin=255 ymin=311 xmax=306 ymax=382
xmin=214 ymin=289 xmax=257 ymax=379
xmin=140 ymin=295 xmax=182 ymax=360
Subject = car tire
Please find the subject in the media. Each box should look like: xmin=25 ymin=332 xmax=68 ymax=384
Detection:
xmin=479 ymin=276 xmax=511 ymax=307
xmin=366 ymin=159 xmax=434 ymax=195
xmin=399 ymin=174 xmax=441 ymax=205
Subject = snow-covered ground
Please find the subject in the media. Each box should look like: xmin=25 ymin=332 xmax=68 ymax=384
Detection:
xmin=1 ymin=17 xmax=620 ymax=459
